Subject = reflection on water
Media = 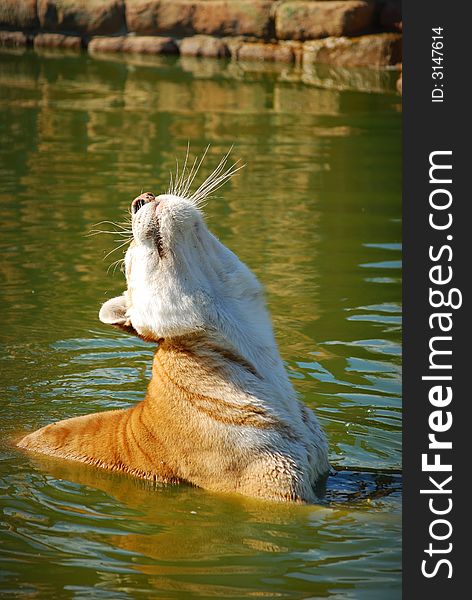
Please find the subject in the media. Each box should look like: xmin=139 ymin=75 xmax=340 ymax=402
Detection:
xmin=0 ymin=49 xmax=401 ymax=598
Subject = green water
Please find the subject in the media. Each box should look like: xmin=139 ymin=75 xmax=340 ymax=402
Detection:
xmin=0 ymin=49 xmax=402 ymax=599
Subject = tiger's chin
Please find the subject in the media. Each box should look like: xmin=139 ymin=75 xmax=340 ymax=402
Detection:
xmin=18 ymin=153 xmax=330 ymax=503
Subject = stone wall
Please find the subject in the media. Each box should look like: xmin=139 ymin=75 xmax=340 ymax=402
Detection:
xmin=0 ymin=0 xmax=402 ymax=72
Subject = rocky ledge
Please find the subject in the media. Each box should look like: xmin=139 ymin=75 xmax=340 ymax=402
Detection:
xmin=0 ymin=0 xmax=402 ymax=91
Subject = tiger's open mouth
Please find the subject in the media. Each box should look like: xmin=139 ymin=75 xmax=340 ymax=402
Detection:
xmin=131 ymin=192 xmax=164 ymax=257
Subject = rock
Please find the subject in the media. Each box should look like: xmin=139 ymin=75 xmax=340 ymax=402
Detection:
xmin=124 ymin=35 xmax=178 ymax=54
xmin=34 ymin=32 xmax=83 ymax=50
xmin=221 ymin=36 xmax=245 ymax=59
xmin=180 ymin=35 xmax=230 ymax=58
xmin=126 ymin=0 xmax=190 ymax=36
xmin=0 ymin=31 xmax=32 ymax=47
xmin=126 ymin=1 xmax=273 ymax=39
xmin=88 ymin=35 xmax=126 ymax=53
xmin=303 ymin=33 xmax=402 ymax=68
xmin=37 ymin=0 xmax=126 ymax=36
xmin=379 ymin=1 xmax=402 ymax=32
xmin=0 ymin=0 xmax=38 ymax=31
xmin=275 ymin=1 xmax=375 ymax=41
xmin=193 ymin=1 xmax=274 ymax=38
xmin=89 ymin=35 xmax=178 ymax=55
xmin=237 ymin=42 xmax=295 ymax=64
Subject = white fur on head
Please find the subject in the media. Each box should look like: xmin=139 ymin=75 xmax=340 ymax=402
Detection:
xmin=99 ymin=151 xmax=288 ymax=384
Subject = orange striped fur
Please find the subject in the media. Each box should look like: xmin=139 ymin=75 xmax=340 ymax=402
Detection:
xmin=18 ymin=337 xmax=315 ymax=500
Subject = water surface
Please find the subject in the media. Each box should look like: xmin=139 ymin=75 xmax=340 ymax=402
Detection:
xmin=0 ymin=49 xmax=401 ymax=599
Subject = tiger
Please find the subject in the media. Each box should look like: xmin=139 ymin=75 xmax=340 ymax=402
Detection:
xmin=18 ymin=152 xmax=330 ymax=503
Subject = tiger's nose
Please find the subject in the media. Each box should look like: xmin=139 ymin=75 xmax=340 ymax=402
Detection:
xmin=131 ymin=192 xmax=155 ymax=214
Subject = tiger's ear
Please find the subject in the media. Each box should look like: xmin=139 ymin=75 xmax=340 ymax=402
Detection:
xmin=99 ymin=295 xmax=128 ymax=325
xmin=99 ymin=295 xmax=137 ymax=336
